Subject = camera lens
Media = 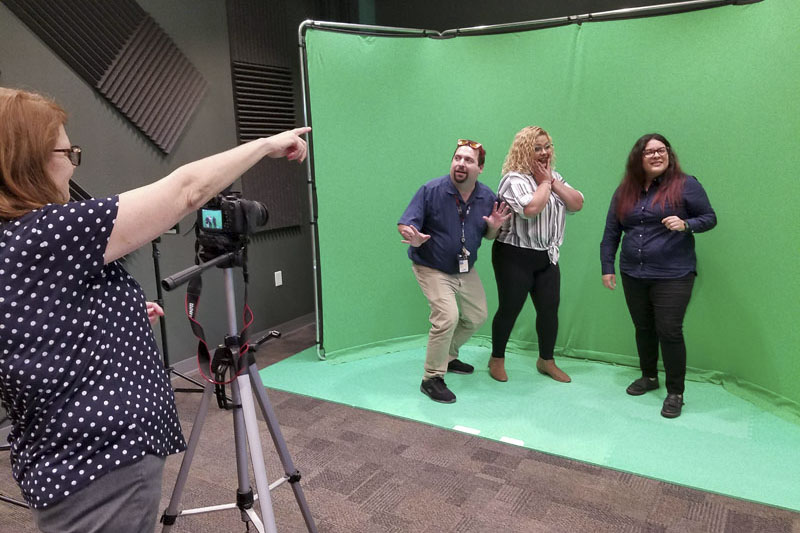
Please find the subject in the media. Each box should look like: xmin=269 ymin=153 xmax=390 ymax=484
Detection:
xmin=242 ymin=200 xmax=268 ymax=232
xmin=253 ymin=202 xmax=268 ymax=227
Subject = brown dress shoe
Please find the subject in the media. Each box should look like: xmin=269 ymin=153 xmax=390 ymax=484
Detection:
xmin=536 ymin=357 xmax=571 ymax=383
xmin=488 ymin=356 xmax=508 ymax=382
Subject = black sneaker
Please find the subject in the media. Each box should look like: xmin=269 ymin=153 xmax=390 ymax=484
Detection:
xmin=420 ymin=377 xmax=456 ymax=403
xmin=626 ymin=376 xmax=659 ymax=396
xmin=661 ymin=394 xmax=684 ymax=418
xmin=447 ymin=359 xmax=474 ymax=374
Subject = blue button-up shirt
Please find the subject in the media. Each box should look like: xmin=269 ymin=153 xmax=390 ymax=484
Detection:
xmin=600 ymin=175 xmax=717 ymax=279
xmin=399 ymin=175 xmax=497 ymax=274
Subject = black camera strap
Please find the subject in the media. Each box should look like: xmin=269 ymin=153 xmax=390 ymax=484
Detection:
xmin=185 ymin=262 xmax=254 ymax=386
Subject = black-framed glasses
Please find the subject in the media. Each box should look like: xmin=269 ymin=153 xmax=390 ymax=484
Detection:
xmin=457 ymin=139 xmax=482 ymax=150
xmin=53 ymin=145 xmax=81 ymax=166
xmin=643 ymin=147 xmax=668 ymax=158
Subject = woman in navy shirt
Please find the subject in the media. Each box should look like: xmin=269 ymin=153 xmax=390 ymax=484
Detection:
xmin=0 ymin=87 xmax=309 ymax=532
xmin=600 ymin=134 xmax=716 ymax=419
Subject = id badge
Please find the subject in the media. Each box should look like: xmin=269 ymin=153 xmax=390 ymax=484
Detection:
xmin=458 ymin=253 xmax=469 ymax=273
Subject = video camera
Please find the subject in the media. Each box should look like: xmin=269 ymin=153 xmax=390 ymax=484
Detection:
xmin=196 ymin=192 xmax=268 ymax=260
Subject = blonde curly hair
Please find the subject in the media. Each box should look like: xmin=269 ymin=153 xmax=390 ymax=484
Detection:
xmin=501 ymin=126 xmax=555 ymax=175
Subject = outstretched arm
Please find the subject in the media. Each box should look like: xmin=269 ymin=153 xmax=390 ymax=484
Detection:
xmin=105 ymin=127 xmax=310 ymax=264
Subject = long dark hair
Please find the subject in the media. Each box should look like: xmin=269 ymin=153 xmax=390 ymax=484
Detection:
xmin=615 ymin=133 xmax=686 ymax=221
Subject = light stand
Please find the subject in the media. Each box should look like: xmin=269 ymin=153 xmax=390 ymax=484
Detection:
xmin=0 ymin=492 xmax=27 ymax=509
xmin=160 ymin=253 xmax=317 ymax=533
xmin=151 ymin=236 xmax=204 ymax=393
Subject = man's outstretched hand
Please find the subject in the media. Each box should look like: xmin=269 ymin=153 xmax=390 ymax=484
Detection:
xmin=398 ymin=224 xmax=431 ymax=247
xmin=483 ymin=201 xmax=512 ymax=230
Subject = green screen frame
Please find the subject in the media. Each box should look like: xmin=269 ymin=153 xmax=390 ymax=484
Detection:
xmin=303 ymin=0 xmax=800 ymax=419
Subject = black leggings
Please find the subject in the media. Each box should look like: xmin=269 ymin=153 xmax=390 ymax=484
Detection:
xmin=491 ymin=240 xmax=560 ymax=360
xmin=621 ymin=272 xmax=695 ymax=394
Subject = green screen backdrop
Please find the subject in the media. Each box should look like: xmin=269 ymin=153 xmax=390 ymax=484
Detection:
xmin=305 ymin=0 xmax=800 ymax=417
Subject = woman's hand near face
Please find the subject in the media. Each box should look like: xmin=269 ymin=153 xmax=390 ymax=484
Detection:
xmin=532 ymin=159 xmax=553 ymax=185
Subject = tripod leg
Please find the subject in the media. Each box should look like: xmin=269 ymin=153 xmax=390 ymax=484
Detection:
xmin=248 ymin=364 xmax=319 ymax=533
xmin=234 ymin=375 xmax=279 ymax=533
xmin=161 ymin=381 xmax=214 ymax=532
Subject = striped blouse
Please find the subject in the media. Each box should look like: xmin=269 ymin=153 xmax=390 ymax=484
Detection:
xmin=496 ymin=170 xmax=582 ymax=265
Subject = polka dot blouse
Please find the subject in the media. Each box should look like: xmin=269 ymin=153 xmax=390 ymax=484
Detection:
xmin=0 ymin=197 xmax=186 ymax=509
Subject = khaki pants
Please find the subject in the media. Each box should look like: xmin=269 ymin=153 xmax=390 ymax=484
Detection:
xmin=412 ymin=264 xmax=488 ymax=380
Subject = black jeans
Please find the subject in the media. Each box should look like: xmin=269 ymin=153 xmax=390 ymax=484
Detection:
xmin=621 ymin=272 xmax=695 ymax=394
xmin=491 ymin=241 xmax=560 ymax=360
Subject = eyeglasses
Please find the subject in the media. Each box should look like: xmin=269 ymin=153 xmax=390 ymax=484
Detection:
xmin=457 ymin=139 xmax=482 ymax=150
xmin=534 ymin=143 xmax=553 ymax=153
xmin=53 ymin=145 xmax=82 ymax=166
xmin=643 ymin=147 xmax=668 ymax=158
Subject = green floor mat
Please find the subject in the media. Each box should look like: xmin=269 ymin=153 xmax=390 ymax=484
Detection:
xmin=259 ymin=343 xmax=800 ymax=512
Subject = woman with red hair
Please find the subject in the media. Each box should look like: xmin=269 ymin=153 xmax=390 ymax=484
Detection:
xmin=600 ymin=133 xmax=716 ymax=419
xmin=0 ymin=87 xmax=309 ymax=531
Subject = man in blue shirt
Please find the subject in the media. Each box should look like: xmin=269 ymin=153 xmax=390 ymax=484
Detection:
xmin=398 ymin=139 xmax=510 ymax=403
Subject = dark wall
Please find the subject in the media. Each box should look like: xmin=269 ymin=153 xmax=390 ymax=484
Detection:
xmin=222 ymin=0 xmax=357 ymax=345
xmin=0 ymin=0 xmax=356 ymax=376
xmin=0 ymin=0 xmax=238 ymax=367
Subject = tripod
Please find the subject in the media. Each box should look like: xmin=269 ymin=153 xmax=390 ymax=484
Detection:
xmin=160 ymin=264 xmax=316 ymax=532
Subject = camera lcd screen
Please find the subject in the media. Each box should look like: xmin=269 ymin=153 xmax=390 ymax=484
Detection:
xmin=201 ymin=208 xmax=223 ymax=230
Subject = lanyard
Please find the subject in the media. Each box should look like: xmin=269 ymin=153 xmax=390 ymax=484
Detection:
xmin=454 ymin=195 xmax=470 ymax=252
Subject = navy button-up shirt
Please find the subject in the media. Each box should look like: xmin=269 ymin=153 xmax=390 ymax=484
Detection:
xmin=600 ymin=175 xmax=716 ymax=279
xmin=399 ymin=175 xmax=497 ymax=275
xmin=0 ymin=197 xmax=186 ymax=508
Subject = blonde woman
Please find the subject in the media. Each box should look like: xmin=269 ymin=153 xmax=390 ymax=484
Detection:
xmin=489 ymin=127 xmax=583 ymax=382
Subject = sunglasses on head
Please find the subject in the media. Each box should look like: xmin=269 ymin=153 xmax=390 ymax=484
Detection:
xmin=457 ymin=139 xmax=482 ymax=150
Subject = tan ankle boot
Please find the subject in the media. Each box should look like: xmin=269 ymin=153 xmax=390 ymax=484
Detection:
xmin=536 ymin=357 xmax=571 ymax=383
xmin=488 ymin=356 xmax=508 ymax=382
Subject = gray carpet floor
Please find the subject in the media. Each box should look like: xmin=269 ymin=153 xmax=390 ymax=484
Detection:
xmin=1 ymin=321 xmax=799 ymax=532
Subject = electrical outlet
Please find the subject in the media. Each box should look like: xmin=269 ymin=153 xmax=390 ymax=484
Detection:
xmin=274 ymin=270 xmax=283 ymax=287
